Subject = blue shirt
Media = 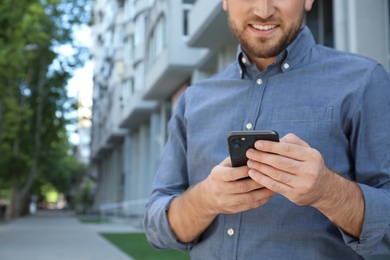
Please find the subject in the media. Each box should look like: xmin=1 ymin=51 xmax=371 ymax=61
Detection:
xmin=144 ymin=26 xmax=390 ymax=259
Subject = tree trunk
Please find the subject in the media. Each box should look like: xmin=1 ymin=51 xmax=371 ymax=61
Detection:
xmin=7 ymin=58 xmax=46 ymax=218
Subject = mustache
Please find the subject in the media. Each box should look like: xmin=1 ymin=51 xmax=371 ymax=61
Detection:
xmin=246 ymin=16 xmax=280 ymax=24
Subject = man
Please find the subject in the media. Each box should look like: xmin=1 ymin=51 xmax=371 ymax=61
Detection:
xmin=144 ymin=0 xmax=390 ymax=259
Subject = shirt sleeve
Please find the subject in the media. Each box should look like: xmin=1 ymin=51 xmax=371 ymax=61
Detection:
xmin=143 ymin=93 xmax=194 ymax=252
xmin=340 ymin=64 xmax=390 ymax=255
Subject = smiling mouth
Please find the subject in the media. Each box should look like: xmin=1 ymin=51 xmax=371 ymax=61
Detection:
xmin=251 ymin=24 xmax=277 ymax=31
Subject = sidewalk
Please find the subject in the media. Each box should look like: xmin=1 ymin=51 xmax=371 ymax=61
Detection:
xmin=0 ymin=210 xmax=141 ymax=260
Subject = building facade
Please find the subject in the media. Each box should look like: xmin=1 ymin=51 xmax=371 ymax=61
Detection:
xmin=90 ymin=0 xmax=390 ymax=218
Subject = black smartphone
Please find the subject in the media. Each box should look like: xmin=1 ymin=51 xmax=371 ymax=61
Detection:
xmin=227 ymin=130 xmax=279 ymax=167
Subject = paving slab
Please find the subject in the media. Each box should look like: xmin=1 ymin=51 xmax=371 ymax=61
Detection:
xmin=0 ymin=210 xmax=135 ymax=260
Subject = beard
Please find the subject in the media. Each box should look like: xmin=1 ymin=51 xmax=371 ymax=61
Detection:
xmin=227 ymin=11 xmax=305 ymax=59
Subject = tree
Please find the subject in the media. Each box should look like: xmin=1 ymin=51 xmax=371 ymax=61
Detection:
xmin=0 ymin=0 xmax=91 ymax=218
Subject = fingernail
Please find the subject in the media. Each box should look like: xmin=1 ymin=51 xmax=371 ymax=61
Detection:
xmin=247 ymin=159 xmax=253 ymax=167
xmin=255 ymin=141 xmax=264 ymax=149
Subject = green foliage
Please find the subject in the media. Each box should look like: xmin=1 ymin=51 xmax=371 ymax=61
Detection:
xmin=40 ymin=183 xmax=59 ymax=203
xmin=0 ymin=0 xmax=91 ymax=216
xmin=42 ymin=152 xmax=88 ymax=195
xmin=74 ymin=179 xmax=94 ymax=214
xmin=0 ymin=189 xmax=10 ymax=200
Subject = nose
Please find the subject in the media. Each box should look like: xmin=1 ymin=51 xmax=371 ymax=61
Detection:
xmin=253 ymin=0 xmax=275 ymax=20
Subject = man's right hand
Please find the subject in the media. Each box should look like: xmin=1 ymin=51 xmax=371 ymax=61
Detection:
xmin=201 ymin=157 xmax=275 ymax=215
xmin=167 ymin=157 xmax=274 ymax=243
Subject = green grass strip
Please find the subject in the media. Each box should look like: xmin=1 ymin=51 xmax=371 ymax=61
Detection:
xmin=100 ymin=232 xmax=190 ymax=260
xmin=79 ymin=217 xmax=110 ymax=224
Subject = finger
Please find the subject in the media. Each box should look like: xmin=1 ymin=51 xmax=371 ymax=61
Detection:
xmin=247 ymin=159 xmax=295 ymax=187
xmin=226 ymin=188 xmax=275 ymax=213
xmin=248 ymin=169 xmax=292 ymax=194
xmin=230 ymin=177 xmax=265 ymax=194
xmin=218 ymin=157 xmax=251 ymax=181
xmin=247 ymin=144 xmax=304 ymax=176
xmin=252 ymin=139 xmax=307 ymax=161
xmin=280 ymin=133 xmax=310 ymax=148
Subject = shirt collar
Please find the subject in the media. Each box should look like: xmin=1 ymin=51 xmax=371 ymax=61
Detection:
xmin=236 ymin=26 xmax=316 ymax=79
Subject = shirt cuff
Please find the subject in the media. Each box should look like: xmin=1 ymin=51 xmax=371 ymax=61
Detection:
xmin=340 ymin=184 xmax=390 ymax=255
xmin=144 ymin=195 xmax=194 ymax=252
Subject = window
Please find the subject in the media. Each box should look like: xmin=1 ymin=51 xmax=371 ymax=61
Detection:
xmin=134 ymin=15 xmax=145 ymax=46
xmin=115 ymin=25 xmax=125 ymax=47
xmin=182 ymin=4 xmax=192 ymax=36
xmin=147 ymin=15 xmax=167 ymax=67
xmin=155 ymin=15 xmax=167 ymax=56
xmin=129 ymin=34 xmax=135 ymax=61
xmin=122 ymin=78 xmax=134 ymax=102
xmin=103 ymin=58 xmax=112 ymax=78
xmin=305 ymin=0 xmax=334 ymax=47
xmin=134 ymin=63 xmax=144 ymax=92
xmin=117 ymin=0 xmax=125 ymax=8
xmin=183 ymin=9 xmax=190 ymax=36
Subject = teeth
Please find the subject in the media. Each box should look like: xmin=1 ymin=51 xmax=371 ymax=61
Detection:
xmin=252 ymin=24 xmax=276 ymax=31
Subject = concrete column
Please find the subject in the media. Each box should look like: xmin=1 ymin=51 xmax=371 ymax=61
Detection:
xmin=355 ymin=0 xmax=387 ymax=67
xmin=333 ymin=0 xmax=349 ymax=51
xmin=129 ymin=131 xmax=140 ymax=201
xmin=149 ymin=112 xmax=161 ymax=192
xmin=139 ymin=124 xmax=151 ymax=200
xmin=334 ymin=0 xmax=388 ymax=69
xmin=123 ymin=135 xmax=132 ymax=202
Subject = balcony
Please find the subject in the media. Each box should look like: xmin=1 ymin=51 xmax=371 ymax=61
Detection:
xmin=120 ymin=91 xmax=157 ymax=130
xmin=187 ymin=0 xmax=237 ymax=49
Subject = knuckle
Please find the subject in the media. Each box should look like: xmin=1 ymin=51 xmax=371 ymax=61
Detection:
xmin=270 ymin=168 xmax=281 ymax=180
xmin=278 ymin=157 xmax=297 ymax=172
xmin=270 ymin=181 xmax=280 ymax=191
xmin=311 ymin=148 xmax=323 ymax=161
xmin=299 ymin=180 xmax=313 ymax=195
xmin=251 ymin=151 xmax=263 ymax=162
xmin=306 ymin=167 xmax=318 ymax=180
xmin=237 ymin=181 xmax=249 ymax=192
xmin=283 ymin=143 xmax=295 ymax=155
xmin=236 ymin=194 xmax=252 ymax=205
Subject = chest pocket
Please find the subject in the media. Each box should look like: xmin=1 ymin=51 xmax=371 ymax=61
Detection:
xmin=271 ymin=106 xmax=333 ymax=122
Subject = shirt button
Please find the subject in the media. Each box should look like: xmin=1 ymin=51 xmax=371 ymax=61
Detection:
xmin=246 ymin=123 xmax=253 ymax=130
xmin=256 ymin=78 xmax=263 ymax=85
xmin=241 ymin=57 xmax=247 ymax=64
xmin=283 ymin=63 xmax=290 ymax=69
xmin=227 ymin=228 xmax=235 ymax=236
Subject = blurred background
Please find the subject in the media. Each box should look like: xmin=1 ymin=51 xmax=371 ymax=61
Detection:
xmin=0 ymin=0 xmax=389 ymax=259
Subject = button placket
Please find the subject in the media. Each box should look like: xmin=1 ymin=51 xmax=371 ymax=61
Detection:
xmin=243 ymin=76 xmax=267 ymax=132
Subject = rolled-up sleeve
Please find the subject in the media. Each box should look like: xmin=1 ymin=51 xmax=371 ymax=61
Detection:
xmin=143 ymin=93 xmax=193 ymax=251
xmin=341 ymin=65 xmax=390 ymax=255
xmin=341 ymin=185 xmax=390 ymax=255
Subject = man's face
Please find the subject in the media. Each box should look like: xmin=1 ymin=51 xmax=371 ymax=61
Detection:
xmin=223 ymin=0 xmax=314 ymax=60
